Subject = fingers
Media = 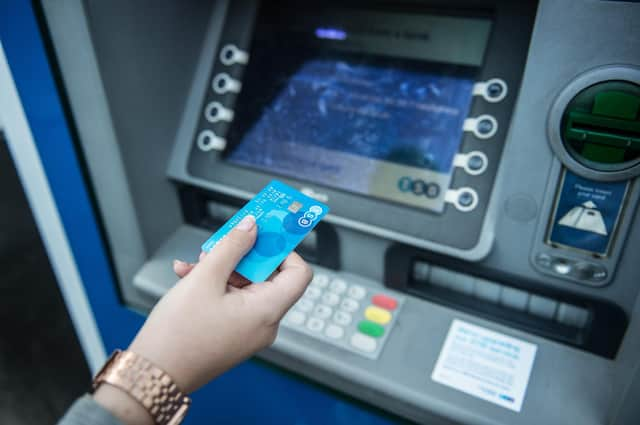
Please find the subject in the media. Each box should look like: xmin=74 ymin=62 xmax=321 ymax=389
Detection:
xmin=175 ymin=255 xmax=251 ymax=289
xmin=252 ymin=252 xmax=312 ymax=320
xmin=187 ymin=215 xmax=257 ymax=292
xmin=173 ymin=260 xmax=196 ymax=278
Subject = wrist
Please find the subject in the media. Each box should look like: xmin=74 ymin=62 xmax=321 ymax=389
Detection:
xmin=127 ymin=338 xmax=194 ymax=393
xmin=93 ymin=384 xmax=154 ymax=425
xmin=92 ymin=350 xmax=191 ymax=425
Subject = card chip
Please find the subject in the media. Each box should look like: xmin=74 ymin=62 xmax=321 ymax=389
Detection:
xmin=288 ymin=201 xmax=303 ymax=213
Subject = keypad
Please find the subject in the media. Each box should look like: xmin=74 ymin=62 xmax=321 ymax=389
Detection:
xmin=283 ymin=270 xmax=403 ymax=359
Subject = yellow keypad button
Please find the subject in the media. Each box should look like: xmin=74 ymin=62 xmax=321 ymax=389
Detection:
xmin=364 ymin=306 xmax=392 ymax=325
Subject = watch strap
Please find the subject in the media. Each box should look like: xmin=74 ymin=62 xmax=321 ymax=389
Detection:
xmin=92 ymin=350 xmax=191 ymax=425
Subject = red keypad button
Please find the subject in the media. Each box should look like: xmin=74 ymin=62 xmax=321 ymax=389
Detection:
xmin=372 ymin=294 xmax=398 ymax=311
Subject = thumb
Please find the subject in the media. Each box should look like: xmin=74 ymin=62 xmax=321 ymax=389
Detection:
xmin=251 ymin=252 xmax=313 ymax=321
xmin=188 ymin=215 xmax=257 ymax=291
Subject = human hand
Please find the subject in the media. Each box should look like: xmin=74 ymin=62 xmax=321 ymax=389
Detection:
xmin=127 ymin=215 xmax=312 ymax=393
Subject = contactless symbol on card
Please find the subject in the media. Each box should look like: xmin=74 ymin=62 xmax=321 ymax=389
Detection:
xmin=201 ymin=180 xmax=329 ymax=282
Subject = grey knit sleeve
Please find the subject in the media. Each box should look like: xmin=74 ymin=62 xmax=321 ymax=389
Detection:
xmin=57 ymin=394 xmax=125 ymax=425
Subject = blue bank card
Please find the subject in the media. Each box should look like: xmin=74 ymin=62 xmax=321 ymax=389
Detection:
xmin=201 ymin=180 xmax=329 ymax=282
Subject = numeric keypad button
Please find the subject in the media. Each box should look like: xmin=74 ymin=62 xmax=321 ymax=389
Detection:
xmin=313 ymin=304 xmax=333 ymax=319
xmin=321 ymin=292 xmax=340 ymax=306
xmin=285 ymin=311 xmax=306 ymax=326
xmin=347 ymin=285 xmax=366 ymax=300
xmin=304 ymin=286 xmax=322 ymax=300
xmin=340 ymin=298 xmax=359 ymax=313
xmin=333 ymin=311 xmax=352 ymax=326
xmin=325 ymin=324 xmax=345 ymax=340
xmin=311 ymin=274 xmax=330 ymax=288
xmin=329 ymin=278 xmax=347 ymax=294
xmin=306 ymin=317 xmax=325 ymax=332
xmin=296 ymin=298 xmax=314 ymax=313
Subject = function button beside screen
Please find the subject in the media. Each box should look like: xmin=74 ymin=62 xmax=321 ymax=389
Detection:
xmin=364 ymin=306 xmax=392 ymax=325
xmin=204 ymin=101 xmax=234 ymax=123
xmin=458 ymin=192 xmax=474 ymax=207
xmin=372 ymin=294 xmax=398 ymax=311
xmin=464 ymin=115 xmax=498 ymax=139
xmin=196 ymin=130 xmax=227 ymax=152
xmin=477 ymin=118 xmax=495 ymax=136
xmin=485 ymin=79 xmax=508 ymax=102
xmin=219 ymin=44 xmax=249 ymax=66
xmin=468 ymin=155 xmax=484 ymax=170
xmin=211 ymin=73 xmax=242 ymax=94
xmin=448 ymin=187 xmax=479 ymax=212
xmin=464 ymin=151 xmax=489 ymax=175
xmin=473 ymin=78 xmax=508 ymax=103
xmin=358 ymin=320 xmax=385 ymax=338
xmin=350 ymin=333 xmax=377 ymax=353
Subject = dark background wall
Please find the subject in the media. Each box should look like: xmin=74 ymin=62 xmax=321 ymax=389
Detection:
xmin=0 ymin=135 xmax=90 ymax=424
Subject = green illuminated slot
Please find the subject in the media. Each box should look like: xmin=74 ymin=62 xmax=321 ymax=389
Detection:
xmin=565 ymin=111 xmax=640 ymax=149
xmin=562 ymin=89 xmax=640 ymax=166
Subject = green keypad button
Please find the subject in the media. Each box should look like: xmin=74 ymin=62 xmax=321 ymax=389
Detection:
xmin=358 ymin=320 xmax=385 ymax=338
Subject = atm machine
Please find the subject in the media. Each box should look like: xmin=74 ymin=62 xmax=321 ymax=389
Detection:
xmin=2 ymin=0 xmax=640 ymax=424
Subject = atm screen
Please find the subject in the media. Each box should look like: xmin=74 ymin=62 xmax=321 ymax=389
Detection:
xmin=224 ymin=8 xmax=492 ymax=212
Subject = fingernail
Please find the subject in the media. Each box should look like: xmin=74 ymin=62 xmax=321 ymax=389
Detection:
xmin=236 ymin=215 xmax=256 ymax=232
xmin=173 ymin=259 xmax=187 ymax=267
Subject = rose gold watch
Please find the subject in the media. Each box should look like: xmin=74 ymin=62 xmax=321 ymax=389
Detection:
xmin=92 ymin=350 xmax=191 ymax=425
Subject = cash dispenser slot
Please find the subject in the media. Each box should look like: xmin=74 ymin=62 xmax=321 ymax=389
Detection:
xmin=385 ymin=244 xmax=628 ymax=358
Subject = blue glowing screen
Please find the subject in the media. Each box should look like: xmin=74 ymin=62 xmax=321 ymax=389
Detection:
xmin=226 ymin=58 xmax=474 ymax=200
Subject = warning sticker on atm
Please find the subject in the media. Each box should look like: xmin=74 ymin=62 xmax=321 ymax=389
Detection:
xmin=431 ymin=320 xmax=537 ymax=412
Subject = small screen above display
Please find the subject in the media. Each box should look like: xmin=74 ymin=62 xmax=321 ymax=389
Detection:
xmin=223 ymin=8 xmax=491 ymax=213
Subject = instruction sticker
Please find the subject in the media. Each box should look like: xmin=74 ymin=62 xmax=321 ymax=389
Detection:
xmin=548 ymin=170 xmax=628 ymax=255
xmin=431 ymin=320 xmax=537 ymax=412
